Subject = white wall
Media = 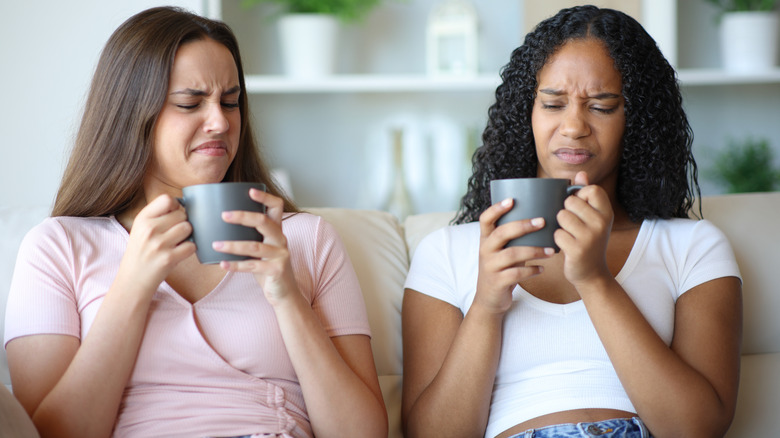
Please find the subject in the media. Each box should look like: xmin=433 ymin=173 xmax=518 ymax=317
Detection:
xmin=0 ymin=0 xmax=204 ymax=210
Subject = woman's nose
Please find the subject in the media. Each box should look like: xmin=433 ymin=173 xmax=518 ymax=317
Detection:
xmin=559 ymin=107 xmax=590 ymax=139
xmin=203 ymin=103 xmax=230 ymax=134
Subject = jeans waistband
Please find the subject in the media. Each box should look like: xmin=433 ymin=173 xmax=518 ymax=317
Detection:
xmin=510 ymin=417 xmax=651 ymax=438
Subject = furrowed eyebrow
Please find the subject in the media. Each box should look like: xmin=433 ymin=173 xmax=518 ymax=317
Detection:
xmin=170 ymin=85 xmax=242 ymax=96
xmin=539 ymin=88 xmax=564 ymax=96
xmin=538 ymin=88 xmax=621 ymax=100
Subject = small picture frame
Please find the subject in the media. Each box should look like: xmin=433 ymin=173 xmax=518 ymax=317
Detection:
xmin=426 ymin=0 xmax=479 ymax=77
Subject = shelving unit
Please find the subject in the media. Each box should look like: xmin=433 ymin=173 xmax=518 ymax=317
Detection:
xmin=244 ymin=74 xmax=501 ymax=94
xmin=677 ymin=68 xmax=780 ymax=86
xmin=210 ymin=0 xmax=780 ymax=211
xmin=242 ymin=69 xmax=780 ymax=94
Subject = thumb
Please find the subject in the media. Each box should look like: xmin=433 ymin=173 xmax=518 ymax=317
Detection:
xmin=573 ymin=171 xmax=589 ymax=186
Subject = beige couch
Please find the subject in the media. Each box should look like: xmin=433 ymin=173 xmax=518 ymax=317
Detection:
xmin=2 ymin=192 xmax=779 ymax=437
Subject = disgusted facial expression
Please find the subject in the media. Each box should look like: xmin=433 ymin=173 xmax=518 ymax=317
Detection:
xmin=532 ymin=38 xmax=625 ymax=191
xmin=146 ymin=37 xmax=241 ymax=195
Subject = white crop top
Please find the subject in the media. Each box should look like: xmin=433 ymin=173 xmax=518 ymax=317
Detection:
xmin=404 ymin=218 xmax=740 ymax=438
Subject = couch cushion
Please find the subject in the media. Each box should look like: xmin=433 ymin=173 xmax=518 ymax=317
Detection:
xmin=725 ymin=352 xmax=780 ymax=437
xmin=403 ymin=211 xmax=455 ymax=259
xmin=697 ymin=193 xmax=780 ymax=355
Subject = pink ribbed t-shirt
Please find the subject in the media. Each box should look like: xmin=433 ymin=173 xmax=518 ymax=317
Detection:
xmin=4 ymin=212 xmax=371 ymax=438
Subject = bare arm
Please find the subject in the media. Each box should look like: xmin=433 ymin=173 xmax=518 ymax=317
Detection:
xmin=580 ymin=276 xmax=741 ymax=437
xmin=271 ymin=300 xmax=387 ymax=437
xmin=401 ymin=289 xmax=502 ymax=438
xmin=401 ymin=199 xmax=553 ymax=438
xmin=7 ymin=195 xmax=194 ymax=438
xmin=557 ymin=172 xmax=742 ymax=437
xmin=216 ymin=189 xmax=387 ymax=438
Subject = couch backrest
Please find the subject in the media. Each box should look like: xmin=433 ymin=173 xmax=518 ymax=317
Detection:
xmin=694 ymin=192 xmax=780 ymax=355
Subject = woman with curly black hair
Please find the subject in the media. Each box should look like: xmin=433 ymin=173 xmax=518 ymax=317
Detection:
xmin=402 ymin=6 xmax=741 ymax=438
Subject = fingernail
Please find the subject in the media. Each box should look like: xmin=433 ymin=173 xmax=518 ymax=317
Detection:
xmin=222 ymin=211 xmax=233 ymax=220
xmin=500 ymin=198 xmax=512 ymax=208
xmin=544 ymin=247 xmax=555 ymax=255
xmin=531 ymin=217 xmax=545 ymax=227
xmin=212 ymin=241 xmax=224 ymax=250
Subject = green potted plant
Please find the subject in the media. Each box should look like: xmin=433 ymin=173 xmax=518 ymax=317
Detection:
xmin=708 ymin=137 xmax=780 ymax=193
xmin=242 ymin=0 xmax=384 ymax=22
xmin=703 ymin=0 xmax=779 ymax=71
xmin=242 ymin=0 xmax=385 ymax=77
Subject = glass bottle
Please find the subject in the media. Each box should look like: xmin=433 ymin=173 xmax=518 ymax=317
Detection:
xmin=383 ymin=128 xmax=414 ymax=220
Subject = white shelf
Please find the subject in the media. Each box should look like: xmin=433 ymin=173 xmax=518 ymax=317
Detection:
xmin=244 ymin=74 xmax=500 ymax=93
xmin=677 ymin=68 xmax=780 ymax=86
xmin=243 ymin=69 xmax=780 ymax=94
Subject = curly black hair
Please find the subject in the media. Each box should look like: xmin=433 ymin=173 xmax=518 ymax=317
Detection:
xmin=454 ymin=5 xmax=699 ymax=224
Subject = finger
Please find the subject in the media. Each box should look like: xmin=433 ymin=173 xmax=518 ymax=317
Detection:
xmin=573 ymin=171 xmax=589 ymax=187
xmin=219 ymin=258 xmax=281 ymax=275
xmin=141 ymin=194 xmax=184 ymax=219
xmin=556 ymin=207 xmax=583 ymax=234
xmin=165 ymin=219 xmax=193 ymax=245
xmin=484 ymin=245 xmax=554 ymax=272
xmin=553 ymin=227 xmax=576 ymax=252
xmin=495 ymin=264 xmax=546 ymax=284
xmin=171 ymin=240 xmax=197 ymax=259
xmin=221 ymin=210 xmax=285 ymax=246
xmin=486 ymin=217 xmax=547 ymax=252
xmin=211 ymin=240 xmax=287 ymax=259
xmin=566 ymin=187 xmax=613 ymax=221
xmin=479 ymin=198 xmax=514 ymax=237
xmin=249 ymin=188 xmax=284 ymax=223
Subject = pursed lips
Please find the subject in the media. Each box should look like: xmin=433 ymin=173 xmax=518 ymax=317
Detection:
xmin=553 ymin=148 xmax=593 ymax=165
xmin=192 ymin=141 xmax=228 ymax=156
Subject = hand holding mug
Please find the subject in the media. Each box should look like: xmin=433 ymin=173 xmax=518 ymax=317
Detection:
xmin=117 ymin=194 xmax=195 ymax=296
xmin=489 ymin=177 xmax=584 ymax=250
xmin=474 ymin=198 xmax=554 ymax=315
xmin=177 ymin=182 xmax=266 ymax=264
xmin=212 ymin=189 xmax=300 ymax=306
xmin=554 ymin=171 xmax=614 ymax=286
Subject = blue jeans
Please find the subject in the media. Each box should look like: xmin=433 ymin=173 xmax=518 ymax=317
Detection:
xmin=509 ymin=417 xmax=652 ymax=438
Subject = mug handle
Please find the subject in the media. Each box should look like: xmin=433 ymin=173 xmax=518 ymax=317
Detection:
xmin=175 ymin=198 xmax=194 ymax=242
xmin=567 ymin=185 xmax=584 ymax=196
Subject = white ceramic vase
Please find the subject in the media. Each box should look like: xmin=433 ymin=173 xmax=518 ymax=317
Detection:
xmin=277 ymin=14 xmax=339 ymax=78
xmin=720 ymin=11 xmax=779 ymax=73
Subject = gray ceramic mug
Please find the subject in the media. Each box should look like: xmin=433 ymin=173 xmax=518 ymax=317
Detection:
xmin=178 ymin=182 xmax=267 ymax=264
xmin=490 ymin=178 xmax=583 ymax=250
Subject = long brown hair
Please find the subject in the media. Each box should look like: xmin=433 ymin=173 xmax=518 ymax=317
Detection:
xmin=53 ymin=6 xmax=297 ymax=217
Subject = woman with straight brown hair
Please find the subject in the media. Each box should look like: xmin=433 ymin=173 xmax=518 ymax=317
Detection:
xmin=4 ymin=7 xmax=387 ymax=438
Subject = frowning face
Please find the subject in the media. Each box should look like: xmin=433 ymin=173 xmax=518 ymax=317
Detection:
xmin=532 ymin=38 xmax=625 ymax=193
xmin=146 ymin=37 xmax=241 ymax=195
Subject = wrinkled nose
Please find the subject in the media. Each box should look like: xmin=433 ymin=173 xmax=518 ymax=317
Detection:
xmin=559 ymin=107 xmax=590 ymax=139
xmin=203 ymin=103 xmax=230 ymax=134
